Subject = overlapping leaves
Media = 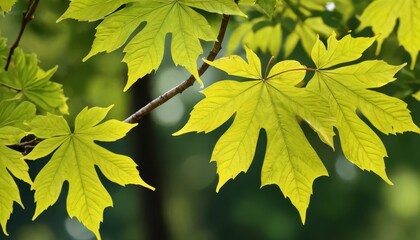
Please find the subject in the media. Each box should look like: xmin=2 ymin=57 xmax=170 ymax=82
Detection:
xmin=175 ymin=33 xmax=419 ymax=222
xmin=25 ymin=106 xmax=154 ymax=240
xmin=59 ymin=0 xmax=245 ymax=90
xmin=175 ymin=47 xmax=335 ymax=222
xmin=0 ymin=101 xmax=35 ymax=235
xmin=358 ymin=0 xmax=420 ymax=69
xmin=308 ymin=32 xmax=420 ymax=183
xmin=0 ymin=48 xmax=68 ymax=114
xmin=228 ymin=0 xmax=336 ymax=56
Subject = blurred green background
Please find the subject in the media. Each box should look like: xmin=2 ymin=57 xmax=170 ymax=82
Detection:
xmin=1 ymin=0 xmax=420 ymax=240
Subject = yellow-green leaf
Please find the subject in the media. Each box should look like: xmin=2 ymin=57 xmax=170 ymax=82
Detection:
xmin=0 ymin=101 xmax=35 ymax=235
xmin=58 ymin=0 xmax=135 ymax=22
xmin=0 ymin=0 xmax=16 ymax=13
xmin=60 ymin=0 xmax=245 ymax=91
xmin=175 ymin=47 xmax=335 ymax=223
xmin=0 ymin=48 xmax=68 ymax=114
xmin=358 ymin=0 xmax=420 ymax=69
xmin=25 ymin=106 xmax=154 ymax=240
xmin=308 ymin=33 xmax=420 ymax=184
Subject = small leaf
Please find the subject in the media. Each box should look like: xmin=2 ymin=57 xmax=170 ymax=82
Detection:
xmin=25 ymin=106 xmax=154 ymax=240
xmin=58 ymin=0 xmax=135 ymax=22
xmin=175 ymin=47 xmax=335 ymax=223
xmin=308 ymin=33 xmax=420 ymax=184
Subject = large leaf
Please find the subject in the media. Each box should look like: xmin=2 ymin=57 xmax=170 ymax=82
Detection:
xmin=59 ymin=0 xmax=245 ymax=91
xmin=174 ymin=47 xmax=335 ymax=223
xmin=0 ymin=101 xmax=36 ymax=235
xmin=307 ymin=32 xmax=420 ymax=183
xmin=358 ymin=0 xmax=420 ymax=69
xmin=25 ymin=106 xmax=154 ymax=240
xmin=0 ymin=48 xmax=68 ymax=114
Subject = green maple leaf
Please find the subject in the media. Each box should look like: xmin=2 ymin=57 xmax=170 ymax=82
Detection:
xmin=358 ymin=0 xmax=420 ymax=69
xmin=25 ymin=106 xmax=154 ymax=240
xmin=0 ymin=0 xmax=16 ymax=13
xmin=0 ymin=48 xmax=68 ymax=114
xmin=59 ymin=0 xmax=245 ymax=91
xmin=307 ymin=32 xmax=420 ymax=183
xmin=174 ymin=47 xmax=335 ymax=223
xmin=0 ymin=101 xmax=36 ymax=235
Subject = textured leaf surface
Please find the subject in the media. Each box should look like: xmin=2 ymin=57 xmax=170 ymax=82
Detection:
xmin=358 ymin=0 xmax=420 ymax=68
xmin=0 ymin=48 xmax=68 ymax=114
xmin=175 ymin=47 xmax=335 ymax=223
xmin=25 ymin=106 xmax=154 ymax=240
xmin=307 ymin=33 xmax=420 ymax=183
xmin=0 ymin=101 xmax=35 ymax=235
xmin=60 ymin=0 xmax=245 ymax=90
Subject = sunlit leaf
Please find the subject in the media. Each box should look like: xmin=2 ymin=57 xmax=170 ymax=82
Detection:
xmin=307 ymin=32 xmax=420 ymax=184
xmin=175 ymin=47 xmax=335 ymax=223
xmin=0 ymin=101 xmax=35 ymax=235
xmin=358 ymin=0 xmax=420 ymax=69
xmin=25 ymin=106 xmax=154 ymax=240
xmin=60 ymin=0 xmax=245 ymax=90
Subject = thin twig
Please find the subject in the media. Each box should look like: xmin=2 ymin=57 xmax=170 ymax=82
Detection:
xmin=9 ymin=136 xmax=42 ymax=155
xmin=124 ymin=14 xmax=232 ymax=123
xmin=5 ymin=0 xmax=40 ymax=70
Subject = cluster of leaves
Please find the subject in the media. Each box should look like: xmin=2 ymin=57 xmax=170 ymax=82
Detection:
xmin=0 ymin=0 xmax=420 ymax=239
xmin=175 ymin=34 xmax=419 ymax=222
xmin=227 ymin=0 xmax=354 ymax=57
xmin=59 ymin=0 xmax=245 ymax=90
xmin=0 ymin=34 xmax=154 ymax=239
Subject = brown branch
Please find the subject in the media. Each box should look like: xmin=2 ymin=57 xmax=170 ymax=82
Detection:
xmin=124 ymin=14 xmax=232 ymax=123
xmin=4 ymin=0 xmax=40 ymax=70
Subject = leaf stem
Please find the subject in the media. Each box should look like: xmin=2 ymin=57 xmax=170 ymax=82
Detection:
xmin=4 ymin=0 xmax=40 ymax=70
xmin=264 ymin=56 xmax=275 ymax=80
xmin=265 ymin=67 xmax=317 ymax=80
xmin=0 ymin=82 xmax=21 ymax=92
xmin=124 ymin=14 xmax=232 ymax=123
